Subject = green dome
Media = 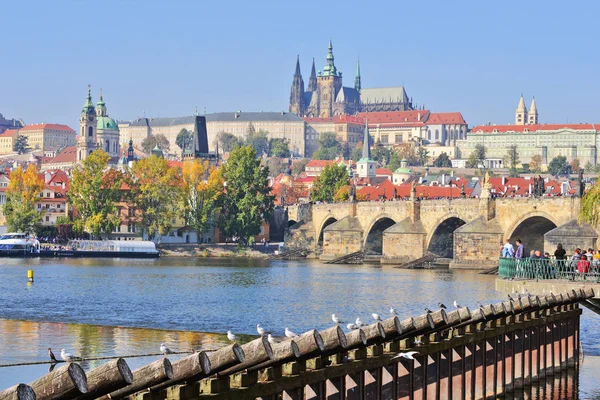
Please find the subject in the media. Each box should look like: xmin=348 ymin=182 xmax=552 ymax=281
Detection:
xmin=97 ymin=116 xmax=119 ymax=132
xmin=394 ymin=167 xmax=412 ymax=174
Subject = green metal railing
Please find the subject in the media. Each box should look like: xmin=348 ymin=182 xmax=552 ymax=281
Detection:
xmin=498 ymin=257 xmax=600 ymax=282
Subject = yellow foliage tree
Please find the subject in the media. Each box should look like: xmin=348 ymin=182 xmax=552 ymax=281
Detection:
xmin=3 ymin=164 xmax=44 ymax=232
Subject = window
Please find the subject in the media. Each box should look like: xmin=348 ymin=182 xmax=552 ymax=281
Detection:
xmin=88 ymin=126 xmax=93 ymax=137
xmin=45 ymin=216 xmax=49 ymax=222
xmin=395 ymin=135 xmax=403 ymax=144
xmin=435 ymin=130 xmax=439 ymax=140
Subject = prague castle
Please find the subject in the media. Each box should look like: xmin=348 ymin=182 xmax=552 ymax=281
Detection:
xmin=289 ymin=40 xmax=414 ymax=118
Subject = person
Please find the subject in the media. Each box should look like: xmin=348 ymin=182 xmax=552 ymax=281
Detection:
xmin=502 ymin=240 xmax=515 ymax=258
xmin=554 ymin=244 xmax=566 ymax=260
xmin=577 ymin=254 xmax=590 ymax=274
xmin=536 ymin=250 xmax=545 ymax=259
xmin=515 ymin=239 xmax=524 ymax=259
xmin=571 ymin=248 xmax=582 ymax=261
xmin=585 ymin=248 xmax=594 ymax=260
xmin=529 ymin=250 xmax=537 ymax=258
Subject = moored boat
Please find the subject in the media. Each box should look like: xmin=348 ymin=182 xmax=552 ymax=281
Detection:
xmin=39 ymin=239 xmax=160 ymax=258
xmin=0 ymin=233 xmax=41 ymax=257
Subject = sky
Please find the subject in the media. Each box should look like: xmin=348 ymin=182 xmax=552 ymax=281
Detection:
xmin=1 ymin=0 xmax=599 ymax=129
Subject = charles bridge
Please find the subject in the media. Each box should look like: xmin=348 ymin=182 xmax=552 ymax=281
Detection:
xmin=285 ymin=186 xmax=595 ymax=268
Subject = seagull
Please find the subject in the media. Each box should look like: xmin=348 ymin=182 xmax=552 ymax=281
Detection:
xmin=517 ymin=292 xmax=522 ymax=300
xmin=453 ymin=300 xmax=461 ymax=309
xmin=391 ymin=351 xmax=419 ymax=360
xmin=438 ymin=302 xmax=447 ymax=309
xmin=424 ymin=308 xmax=432 ymax=314
xmin=355 ymin=318 xmax=367 ymax=327
xmin=331 ymin=314 xmax=344 ymax=324
xmin=285 ymin=328 xmax=298 ymax=338
xmin=160 ymin=343 xmax=173 ymax=356
xmin=48 ymin=348 xmax=57 ymax=363
xmin=267 ymin=334 xmax=277 ymax=345
xmin=60 ymin=349 xmax=75 ymax=362
xmin=525 ymin=289 xmax=532 ymax=299
xmin=413 ymin=339 xmax=424 ymax=347
xmin=227 ymin=331 xmax=238 ymax=343
xmin=372 ymin=313 xmax=381 ymax=321
xmin=390 ymin=307 xmax=398 ymax=316
xmin=257 ymin=324 xmax=265 ymax=336
xmin=347 ymin=323 xmax=359 ymax=330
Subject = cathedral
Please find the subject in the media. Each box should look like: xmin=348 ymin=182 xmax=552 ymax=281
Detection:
xmin=78 ymin=86 xmax=121 ymax=162
xmin=289 ymin=40 xmax=414 ymax=118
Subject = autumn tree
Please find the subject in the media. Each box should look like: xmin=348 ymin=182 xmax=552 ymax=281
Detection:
xmin=68 ymin=150 xmax=124 ymax=238
xmin=217 ymin=145 xmax=274 ymax=245
xmin=570 ymin=158 xmax=581 ymax=173
xmin=466 ymin=144 xmax=486 ymax=168
xmin=130 ymin=155 xmax=182 ymax=242
xmin=529 ymin=154 xmax=543 ymax=173
xmin=182 ymin=159 xmax=223 ymax=243
xmin=311 ymin=164 xmax=349 ymax=203
xmin=291 ymin=158 xmax=309 ymax=175
xmin=2 ymin=164 xmax=44 ymax=233
xmin=141 ymin=134 xmax=170 ymax=154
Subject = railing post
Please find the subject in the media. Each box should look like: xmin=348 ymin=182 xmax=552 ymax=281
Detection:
xmin=345 ymin=372 xmax=362 ymax=400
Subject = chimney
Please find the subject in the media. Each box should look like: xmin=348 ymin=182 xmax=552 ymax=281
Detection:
xmin=502 ymin=176 xmax=506 ymax=185
xmin=417 ymin=112 xmax=421 ymax=121
xmin=529 ymin=184 xmax=532 ymax=194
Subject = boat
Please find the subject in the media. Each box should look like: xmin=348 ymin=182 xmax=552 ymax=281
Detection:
xmin=0 ymin=233 xmax=41 ymax=257
xmin=39 ymin=239 xmax=160 ymax=258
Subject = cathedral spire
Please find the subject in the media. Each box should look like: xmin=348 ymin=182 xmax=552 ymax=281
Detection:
xmin=82 ymin=84 xmax=95 ymax=115
xmin=354 ymin=58 xmax=361 ymax=91
xmin=289 ymin=55 xmax=305 ymax=115
xmin=307 ymin=57 xmax=317 ymax=92
xmin=294 ymin=54 xmax=301 ymax=76
xmin=323 ymin=38 xmax=337 ymax=76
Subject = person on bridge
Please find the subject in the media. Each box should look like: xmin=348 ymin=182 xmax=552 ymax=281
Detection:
xmin=577 ymin=255 xmax=591 ymax=274
xmin=554 ymin=244 xmax=567 ymax=260
xmin=502 ymin=240 xmax=515 ymax=258
xmin=515 ymin=239 xmax=524 ymax=259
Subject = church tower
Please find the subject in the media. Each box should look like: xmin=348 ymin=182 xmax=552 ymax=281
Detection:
xmin=127 ymin=138 xmax=134 ymax=162
xmin=78 ymin=85 xmax=98 ymax=162
xmin=515 ymin=94 xmax=528 ymax=126
xmin=307 ymin=58 xmax=317 ymax=92
xmin=289 ymin=55 xmax=305 ymax=115
xmin=95 ymin=89 xmax=120 ymax=158
xmin=317 ymin=39 xmax=343 ymax=118
xmin=357 ymin=119 xmax=376 ymax=178
xmin=354 ymin=59 xmax=361 ymax=92
xmin=528 ymin=96 xmax=538 ymax=125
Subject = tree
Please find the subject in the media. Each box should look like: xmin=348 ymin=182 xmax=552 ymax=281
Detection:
xmin=130 ymin=155 xmax=182 ymax=241
xmin=529 ymin=154 xmax=543 ymax=173
xmin=584 ymin=162 xmax=593 ymax=173
xmin=570 ymin=158 xmax=581 ymax=174
xmin=311 ymin=164 xmax=349 ymax=203
xmin=218 ymin=145 xmax=274 ymax=245
xmin=182 ymin=159 xmax=223 ymax=243
xmin=68 ymin=150 xmax=124 ymax=238
xmin=176 ymin=128 xmax=194 ymax=153
xmin=504 ymin=145 xmax=519 ymax=177
xmin=433 ymin=152 xmax=452 ymax=168
xmin=2 ymin=164 xmax=44 ymax=233
xmin=266 ymin=157 xmax=289 ymax=176
xmin=396 ymin=143 xmax=419 ymax=166
xmin=466 ymin=144 xmax=486 ymax=168
xmin=141 ymin=134 xmax=170 ymax=155
xmin=268 ymin=138 xmax=291 ymax=158
xmin=372 ymin=141 xmax=392 ymax=166
xmin=292 ymin=159 xmax=309 ymax=175
xmin=547 ymin=156 xmax=568 ymax=176
xmin=13 ymin=135 xmax=30 ymax=155
xmin=245 ymin=127 xmax=269 ymax=156
xmin=388 ymin=151 xmax=402 ymax=171
xmin=417 ymin=146 xmax=429 ymax=166
xmin=333 ymin=185 xmax=351 ymax=202
xmin=312 ymin=132 xmax=342 ymax=160
xmin=216 ymin=132 xmax=242 ymax=153
xmin=351 ymin=142 xmax=363 ymax=162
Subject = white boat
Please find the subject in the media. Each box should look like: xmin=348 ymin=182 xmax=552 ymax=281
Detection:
xmin=0 ymin=233 xmax=41 ymax=256
xmin=40 ymin=239 xmax=160 ymax=258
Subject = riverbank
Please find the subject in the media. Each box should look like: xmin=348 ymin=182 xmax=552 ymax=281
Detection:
xmin=157 ymin=243 xmax=278 ymax=258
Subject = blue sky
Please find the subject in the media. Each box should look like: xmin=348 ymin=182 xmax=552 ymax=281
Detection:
xmin=1 ymin=0 xmax=598 ymax=128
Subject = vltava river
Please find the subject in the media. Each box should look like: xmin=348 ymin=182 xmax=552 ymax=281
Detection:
xmin=0 ymin=257 xmax=598 ymax=397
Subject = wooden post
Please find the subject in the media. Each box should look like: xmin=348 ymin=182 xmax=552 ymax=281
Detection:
xmin=345 ymin=329 xmax=367 ymax=349
xmin=399 ymin=317 xmax=416 ymax=335
xmin=412 ymin=313 xmax=435 ymax=334
xmin=28 ymin=363 xmax=88 ymax=400
xmin=74 ymin=358 xmax=132 ymax=400
xmin=380 ymin=316 xmax=402 ymax=339
xmin=100 ymin=358 xmax=172 ymax=400
xmin=362 ymin=322 xmax=385 ymax=344
xmin=272 ymin=339 xmax=301 ymax=361
xmin=430 ymin=309 xmax=448 ymax=329
xmin=319 ymin=326 xmax=347 ymax=352
xmin=0 ymin=384 xmax=36 ymax=400
xmin=295 ymin=329 xmax=326 ymax=357
xmin=151 ymin=351 xmax=209 ymax=390
xmin=217 ymin=336 xmax=275 ymax=376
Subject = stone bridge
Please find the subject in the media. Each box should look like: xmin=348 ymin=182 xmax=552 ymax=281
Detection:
xmin=286 ymin=194 xmax=591 ymax=269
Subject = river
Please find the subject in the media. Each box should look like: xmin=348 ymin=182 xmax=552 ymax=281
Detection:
xmin=0 ymin=257 xmax=598 ymax=397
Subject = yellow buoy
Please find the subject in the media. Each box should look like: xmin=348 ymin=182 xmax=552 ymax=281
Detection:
xmin=27 ymin=270 xmax=34 ymax=282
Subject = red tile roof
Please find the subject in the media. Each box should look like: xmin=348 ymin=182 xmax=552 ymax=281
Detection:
xmin=47 ymin=146 xmax=77 ymax=164
xmin=487 ymin=177 xmax=562 ymax=196
xmin=305 ymin=160 xmax=336 ymax=168
xmin=376 ymin=168 xmax=392 ymax=176
xmin=427 ymin=112 xmax=466 ymax=125
xmin=0 ymin=129 xmax=19 ymax=137
xmin=20 ymin=123 xmax=75 ymax=132
xmin=357 ymin=110 xmax=430 ymax=125
xmin=471 ymin=124 xmax=598 ymax=133
xmin=357 ymin=181 xmax=472 ymax=201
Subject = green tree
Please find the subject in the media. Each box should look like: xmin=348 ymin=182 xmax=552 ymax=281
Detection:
xmin=218 ymin=145 xmax=274 ymax=245
xmin=529 ymin=154 xmax=543 ymax=173
xmin=547 ymin=156 xmax=568 ymax=176
xmin=311 ymin=164 xmax=349 ymax=203
xmin=176 ymin=128 xmax=194 ymax=153
xmin=68 ymin=150 xmax=124 ymax=238
xmin=291 ymin=158 xmax=309 ymax=175
xmin=268 ymin=138 xmax=291 ymax=158
xmin=312 ymin=132 xmax=342 ymax=160
xmin=141 ymin=134 xmax=170 ymax=154
xmin=396 ymin=144 xmax=419 ymax=166
xmin=182 ymin=159 xmax=223 ymax=243
xmin=504 ymin=145 xmax=520 ymax=177
xmin=417 ymin=146 xmax=429 ymax=166
xmin=388 ymin=151 xmax=402 ymax=171
xmin=433 ymin=152 xmax=452 ymax=168
xmin=2 ymin=164 xmax=44 ymax=233
xmin=266 ymin=157 xmax=289 ymax=175
xmin=351 ymin=142 xmax=363 ymax=162
xmin=245 ymin=125 xmax=269 ymax=156
xmin=466 ymin=144 xmax=486 ymax=168
xmin=372 ymin=141 xmax=392 ymax=166
xmin=216 ymin=132 xmax=242 ymax=153
xmin=130 ymin=155 xmax=183 ymax=242
xmin=13 ymin=135 xmax=30 ymax=155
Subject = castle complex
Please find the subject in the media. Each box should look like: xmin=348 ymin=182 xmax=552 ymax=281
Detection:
xmin=289 ymin=40 xmax=413 ymax=118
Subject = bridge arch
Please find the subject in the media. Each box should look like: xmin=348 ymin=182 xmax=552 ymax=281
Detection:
xmin=426 ymin=214 xmax=467 ymax=258
xmin=364 ymin=216 xmax=396 ymax=255
xmin=317 ymin=217 xmax=338 ymax=247
xmin=506 ymin=211 xmax=558 ymax=254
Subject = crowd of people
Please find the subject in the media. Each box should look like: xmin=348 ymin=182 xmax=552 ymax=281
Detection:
xmin=501 ymin=240 xmax=600 ymax=275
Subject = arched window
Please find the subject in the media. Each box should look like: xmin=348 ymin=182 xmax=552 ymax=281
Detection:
xmin=428 ymin=130 xmax=432 ymax=140
xmin=435 ymin=129 xmax=439 ymax=140
xmin=81 ymin=127 xmax=84 ymax=136
xmin=105 ymin=140 xmax=110 ymax=152
xmin=88 ymin=126 xmax=93 ymax=137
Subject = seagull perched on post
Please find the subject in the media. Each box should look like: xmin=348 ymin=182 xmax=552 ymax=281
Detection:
xmin=160 ymin=343 xmax=173 ymax=356
xmin=48 ymin=348 xmax=57 ymax=363
xmin=525 ymin=289 xmax=532 ymax=299
xmin=285 ymin=328 xmax=298 ymax=338
xmin=390 ymin=307 xmax=398 ymax=316
xmin=391 ymin=351 xmax=419 ymax=360
xmin=331 ymin=314 xmax=344 ymax=325
xmin=347 ymin=323 xmax=359 ymax=330
xmin=453 ymin=300 xmax=461 ymax=309
xmin=267 ymin=334 xmax=277 ymax=345
xmin=227 ymin=331 xmax=238 ymax=343
xmin=424 ymin=308 xmax=432 ymax=314
xmin=355 ymin=318 xmax=367 ymax=327
xmin=372 ymin=313 xmax=381 ymax=322
xmin=60 ymin=349 xmax=76 ymax=362
xmin=257 ymin=324 xmax=266 ymax=336
xmin=438 ymin=302 xmax=447 ymax=309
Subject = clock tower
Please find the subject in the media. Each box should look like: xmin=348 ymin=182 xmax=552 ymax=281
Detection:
xmin=78 ymin=85 xmax=98 ymax=162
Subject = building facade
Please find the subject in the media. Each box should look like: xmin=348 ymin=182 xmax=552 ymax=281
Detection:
xmin=303 ymin=115 xmax=364 ymax=156
xmin=0 ymin=129 xmax=17 ymax=155
xmin=289 ymin=41 xmax=413 ymax=118
xmin=18 ymin=123 xmax=76 ymax=152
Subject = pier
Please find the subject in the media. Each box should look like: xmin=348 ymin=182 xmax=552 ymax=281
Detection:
xmin=1 ymin=289 xmax=591 ymax=400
